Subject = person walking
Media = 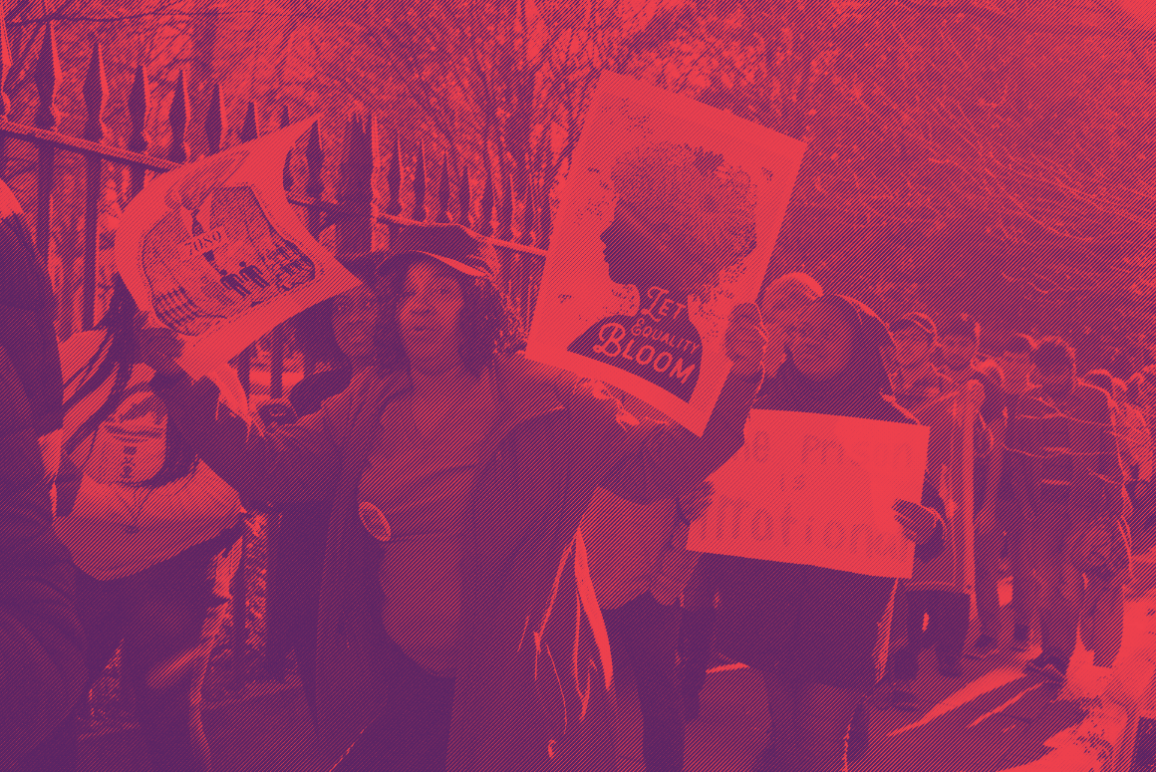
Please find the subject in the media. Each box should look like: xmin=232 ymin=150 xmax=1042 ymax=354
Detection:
xmin=938 ymin=314 xmax=1007 ymax=660
xmin=677 ymin=271 xmax=822 ymax=724
xmin=138 ymin=222 xmax=767 ymax=772
xmin=261 ymin=280 xmax=380 ymax=725
xmin=712 ymin=294 xmax=945 ymax=772
xmin=1012 ymin=339 xmax=1131 ymax=682
xmin=990 ymin=334 xmax=1040 ymax=652
xmin=1086 ymin=371 xmax=1151 ymax=537
xmin=887 ymin=319 xmax=992 ymax=708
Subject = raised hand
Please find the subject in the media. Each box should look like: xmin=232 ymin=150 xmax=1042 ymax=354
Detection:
xmin=893 ymin=498 xmax=939 ymax=545
xmin=725 ymin=302 xmax=767 ymax=377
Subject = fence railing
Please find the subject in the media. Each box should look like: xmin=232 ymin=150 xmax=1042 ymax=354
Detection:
xmin=0 ymin=19 xmax=551 ymax=731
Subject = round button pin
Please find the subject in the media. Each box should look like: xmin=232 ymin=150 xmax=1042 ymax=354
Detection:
xmin=359 ymin=501 xmax=391 ymax=542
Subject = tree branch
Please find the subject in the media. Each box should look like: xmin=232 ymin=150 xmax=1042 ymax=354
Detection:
xmin=891 ymin=0 xmax=1156 ymax=42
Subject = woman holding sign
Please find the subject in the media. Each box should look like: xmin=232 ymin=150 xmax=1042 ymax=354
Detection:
xmin=713 ymin=294 xmax=945 ymax=772
xmin=137 ymin=222 xmax=767 ymax=772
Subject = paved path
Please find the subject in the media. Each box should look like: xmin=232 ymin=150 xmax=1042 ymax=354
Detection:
xmin=81 ymin=567 xmax=1156 ymax=772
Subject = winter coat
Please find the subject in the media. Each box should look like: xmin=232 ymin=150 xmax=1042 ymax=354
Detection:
xmin=906 ymin=387 xmax=992 ymax=597
xmin=0 ymin=182 xmax=85 ymax=764
xmin=1010 ymin=381 xmax=1132 ymax=583
xmin=153 ymin=354 xmax=760 ymax=771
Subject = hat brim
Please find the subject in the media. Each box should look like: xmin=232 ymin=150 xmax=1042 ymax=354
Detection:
xmin=375 ymin=250 xmax=492 ymax=280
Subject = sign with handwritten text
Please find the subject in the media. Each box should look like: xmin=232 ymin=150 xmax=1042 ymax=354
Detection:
xmin=687 ymin=410 xmax=931 ymax=579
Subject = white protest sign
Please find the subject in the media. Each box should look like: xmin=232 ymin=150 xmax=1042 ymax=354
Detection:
xmin=117 ymin=116 xmax=362 ymax=382
xmin=526 ymin=71 xmax=806 ymax=436
xmin=688 ymin=410 xmax=931 ymax=579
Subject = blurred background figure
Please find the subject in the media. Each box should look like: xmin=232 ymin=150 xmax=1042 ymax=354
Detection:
xmin=262 ymin=278 xmax=379 ymax=726
xmin=1086 ymin=370 xmax=1151 ymax=543
xmin=0 ymin=177 xmax=86 ymax=767
xmin=24 ymin=275 xmax=244 ymax=772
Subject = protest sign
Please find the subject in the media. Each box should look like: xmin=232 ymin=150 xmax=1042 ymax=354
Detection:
xmin=687 ymin=410 xmax=931 ymax=579
xmin=525 ymin=71 xmax=807 ymax=436
xmin=116 ymin=116 xmax=362 ymax=385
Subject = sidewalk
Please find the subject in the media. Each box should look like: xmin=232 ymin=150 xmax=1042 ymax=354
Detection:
xmin=649 ymin=553 xmax=1156 ymax=772
xmin=79 ymin=558 xmax=1156 ymax=772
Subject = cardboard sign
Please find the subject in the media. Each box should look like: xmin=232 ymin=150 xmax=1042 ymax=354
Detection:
xmin=687 ymin=410 xmax=931 ymax=579
xmin=117 ymin=116 xmax=361 ymax=383
xmin=526 ymin=71 xmax=806 ymax=436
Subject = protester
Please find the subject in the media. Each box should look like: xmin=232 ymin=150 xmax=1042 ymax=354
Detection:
xmin=712 ymin=295 xmax=945 ymax=772
xmin=1011 ymin=338 xmax=1131 ymax=681
xmin=991 ymin=334 xmax=1040 ymax=652
xmin=888 ymin=320 xmax=992 ymax=707
xmin=938 ymin=314 xmax=1007 ymax=659
xmin=1086 ymin=370 xmax=1151 ymax=537
xmin=759 ymin=271 xmax=823 ymax=375
xmin=1129 ymin=361 xmax=1156 ymax=440
xmin=25 ymin=275 xmax=244 ymax=772
xmin=581 ymin=475 xmax=713 ymax=772
xmin=677 ymin=271 xmax=822 ymax=725
xmin=137 ymin=222 xmax=767 ymax=772
xmin=0 ymin=181 xmax=86 ymax=766
xmin=890 ymin=313 xmax=952 ymax=414
xmin=1125 ymin=378 xmax=1156 ymax=538
xmin=262 ymin=280 xmax=379 ymax=725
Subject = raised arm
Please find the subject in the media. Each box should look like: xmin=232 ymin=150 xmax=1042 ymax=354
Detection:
xmin=150 ymin=369 xmax=348 ymax=504
xmin=599 ymin=368 xmax=762 ymax=504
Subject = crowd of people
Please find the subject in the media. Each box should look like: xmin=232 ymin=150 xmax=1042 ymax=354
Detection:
xmin=0 ymin=183 xmax=1147 ymax=772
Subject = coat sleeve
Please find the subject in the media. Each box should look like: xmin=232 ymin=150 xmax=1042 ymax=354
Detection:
xmin=0 ymin=343 xmax=85 ymax=761
xmin=596 ymin=370 xmax=762 ymax=505
xmin=151 ymin=370 xmax=353 ymax=504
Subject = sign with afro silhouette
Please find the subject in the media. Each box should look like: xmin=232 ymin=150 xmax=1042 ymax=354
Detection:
xmin=117 ymin=116 xmax=361 ymax=382
xmin=527 ymin=71 xmax=806 ymax=435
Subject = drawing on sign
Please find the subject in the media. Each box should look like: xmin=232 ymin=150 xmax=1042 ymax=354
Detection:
xmin=566 ymin=141 xmax=757 ymax=403
xmin=525 ymin=71 xmax=807 ymax=437
xmin=143 ymin=184 xmax=316 ymax=336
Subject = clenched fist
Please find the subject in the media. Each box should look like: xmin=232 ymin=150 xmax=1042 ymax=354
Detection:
xmin=725 ymin=303 xmax=767 ymax=378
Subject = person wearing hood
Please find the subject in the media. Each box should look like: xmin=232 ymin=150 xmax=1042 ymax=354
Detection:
xmin=137 ymin=222 xmax=767 ymax=772
xmin=712 ymin=294 xmax=946 ymax=772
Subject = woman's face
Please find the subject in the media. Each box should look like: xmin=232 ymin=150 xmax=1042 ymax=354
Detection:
xmin=791 ymin=302 xmax=855 ymax=381
xmin=396 ymin=261 xmax=465 ymax=373
xmin=331 ymin=284 xmax=379 ymax=368
xmin=601 ymin=201 xmax=705 ymax=296
xmin=759 ymin=293 xmax=808 ymax=371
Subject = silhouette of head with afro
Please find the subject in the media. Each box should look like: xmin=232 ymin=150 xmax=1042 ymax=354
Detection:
xmin=601 ymin=141 xmax=757 ymax=299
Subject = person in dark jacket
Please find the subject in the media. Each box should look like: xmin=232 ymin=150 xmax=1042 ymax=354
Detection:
xmin=0 ymin=178 xmax=86 ymax=767
xmin=713 ymin=295 xmax=946 ymax=772
xmin=263 ymin=281 xmax=379 ymax=724
xmin=138 ymin=222 xmax=769 ymax=772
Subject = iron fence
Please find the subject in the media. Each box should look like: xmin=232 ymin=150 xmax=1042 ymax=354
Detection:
xmin=0 ymin=19 xmax=551 ymax=733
